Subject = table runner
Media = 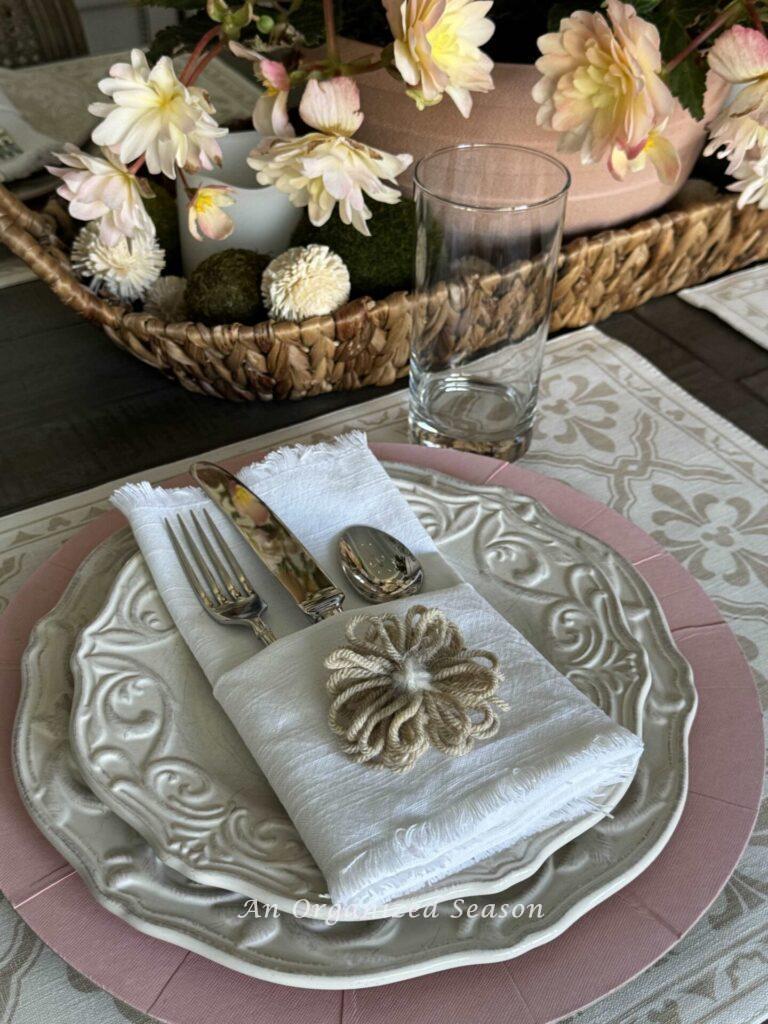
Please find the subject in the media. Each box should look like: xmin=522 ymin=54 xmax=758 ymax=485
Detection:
xmin=1 ymin=325 xmax=766 ymax=1024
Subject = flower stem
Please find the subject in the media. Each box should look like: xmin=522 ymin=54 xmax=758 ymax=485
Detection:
xmin=665 ymin=6 xmax=734 ymax=74
xmin=184 ymin=41 xmax=223 ymax=86
xmin=340 ymin=57 xmax=384 ymax=76
xmin=179 ymin=26 xmax=221 ymax=84
xmin=323 ymin=0 xmax=339 ymax=66
xmin=178 ymin=166 xmax=194 ymax=200
xmin=743 ymin=0 xmax=766 ymax=33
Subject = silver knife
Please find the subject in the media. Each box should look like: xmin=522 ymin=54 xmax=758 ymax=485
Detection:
xmin=191 ymin=461 xmax=345 ymax=622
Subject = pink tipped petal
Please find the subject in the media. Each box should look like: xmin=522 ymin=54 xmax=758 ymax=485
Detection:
xmin=708 ymin=25 xmax=768 ymax=83
xmin=299 ymin=78 xmax=363 ymax=136
xmin=259 ymin=58 xmax=290 ymax=92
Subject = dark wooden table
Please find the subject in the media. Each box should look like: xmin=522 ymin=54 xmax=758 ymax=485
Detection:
xmin=2 ymin=279 xmax=767 ymax=518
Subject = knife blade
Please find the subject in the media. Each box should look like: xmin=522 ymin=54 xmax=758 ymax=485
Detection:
xmin=191 ymin=461 xmax=345 ymax=622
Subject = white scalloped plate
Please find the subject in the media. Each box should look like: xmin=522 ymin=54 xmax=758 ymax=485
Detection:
xmin=13 ymin=465 xmax=696 ymax=988
xmin=69 ymin=466 xmax=652 ymax=921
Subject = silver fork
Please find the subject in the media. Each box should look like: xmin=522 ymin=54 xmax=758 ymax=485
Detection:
xmin=165 ymin=509 xmax=277 ymax=646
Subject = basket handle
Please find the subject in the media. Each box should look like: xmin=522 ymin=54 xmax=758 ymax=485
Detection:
xmin=0 ymin=183 xmax=124 ymax=329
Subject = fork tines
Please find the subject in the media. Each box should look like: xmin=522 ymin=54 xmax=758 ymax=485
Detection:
xmin=164 ymin=509 xmax=276 ymax=645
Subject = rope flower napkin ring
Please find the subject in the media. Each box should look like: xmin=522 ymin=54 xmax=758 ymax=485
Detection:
xmin=325 ymin=606 xmax=508 ymax=772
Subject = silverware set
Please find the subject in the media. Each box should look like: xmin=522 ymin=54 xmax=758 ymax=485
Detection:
xmin=163 ymin=460 xmax=425 ymax=644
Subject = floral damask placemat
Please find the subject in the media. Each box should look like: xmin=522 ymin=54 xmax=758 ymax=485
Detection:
xmin=681 ymin=265 xmax=768 ymax=352
xmin=1 ymin=326 xmax=766 ymax=1024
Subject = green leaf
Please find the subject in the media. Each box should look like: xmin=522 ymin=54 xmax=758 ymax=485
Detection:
xmin=666 ymin=53 xmax=707 ymax=120
xmin=651 ymin=2 xmax=709 ymax=121
xmin=632 ymin=0 xmax=664 ymax=14
xmin=147 ymin=11 xmax=212 ymax=62
xmin=291 ymin=0 xmax=345 ymax=47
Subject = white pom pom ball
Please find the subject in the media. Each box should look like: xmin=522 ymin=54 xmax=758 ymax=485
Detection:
xmin=262 ymin=244 xmax=351 ymax=321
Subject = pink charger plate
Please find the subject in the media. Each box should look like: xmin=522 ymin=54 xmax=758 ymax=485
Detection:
xmin=0 ymin=443 xmax=763 ymax=1024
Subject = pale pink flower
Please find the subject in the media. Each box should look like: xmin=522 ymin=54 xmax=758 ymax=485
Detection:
xmin=89 ymin=49 xmax=227 ymax=178
xmin=47 ymin=144 xmax=154 ymax=245
xmin=705 ymin=26 xmax=768 ymax=174
xmin=248 ymin=78 xmax=411 ymax=236
xmin=608 ymin=123 xmax=681 ymax=185
xmin=229 ymin=41 xmax=294 ymax=137
xmin=534 ymin=0 xmax=676 ymax=181
xmin=384 ymin=0 xmax=495 ymax=117
xmin=188 ymin=186 xmax=235 ymax=241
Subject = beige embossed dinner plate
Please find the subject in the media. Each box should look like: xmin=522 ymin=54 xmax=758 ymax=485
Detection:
xmin=13 ymin=464 xmax=696 ymax=987
xmin=69 ymin=464 xmax=652 ymax=920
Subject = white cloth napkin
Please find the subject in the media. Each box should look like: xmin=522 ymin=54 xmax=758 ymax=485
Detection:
xmin=112 ymin=433 xmax=643 ymax=910
xmin=0 ymin=86 xmax=60 ymax=182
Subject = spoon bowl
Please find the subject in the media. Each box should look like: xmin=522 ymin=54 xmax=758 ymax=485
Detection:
xmin=338 ymin=526 xmax=424 ymax=604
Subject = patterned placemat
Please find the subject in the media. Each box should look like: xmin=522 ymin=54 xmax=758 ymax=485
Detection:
xmin=1 ymin=326 xmax=766 ymax=1024
xmin=680 ymin=265 xmax=768 ymax=352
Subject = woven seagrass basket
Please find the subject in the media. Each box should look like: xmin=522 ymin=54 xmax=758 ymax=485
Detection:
xmin=2 ymin=182 xmax=767 ymax=402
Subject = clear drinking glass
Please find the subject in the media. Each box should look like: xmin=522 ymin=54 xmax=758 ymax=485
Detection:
xmin=409 ymin=144 xmax=570 ymax=461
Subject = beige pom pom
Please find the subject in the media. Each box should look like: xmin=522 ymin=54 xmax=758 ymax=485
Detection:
xmin=143 ymin=276 xmax=187 ymax=321
xmin=262 ymin=244 xmax=351 ymax=321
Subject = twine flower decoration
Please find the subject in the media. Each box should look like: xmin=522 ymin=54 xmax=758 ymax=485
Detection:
xmin=326 ymin=606 xmax=507 ymax=772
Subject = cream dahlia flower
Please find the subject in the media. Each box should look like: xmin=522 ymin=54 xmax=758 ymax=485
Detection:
xmin=705 ymin=26 xmax=768 ymax=174
xmin=89 ymin=49 xmax=227 ymax=178
xmin=262 ymin=245 xmax=350 ymax=320
xmin=534 ymin=0 xmax=676 ymax=181
xmin=71 ymin=223 xmax=164 ymax=301
xmin=48 ymin=144 xmax=154 ymax=246
xmin=384 ymin=0 xmax=495 ymax=117
xmin=248 ymin=78 xmax=411 ymax=236
xmin=188 ymin=186 xmax=235 ymax=241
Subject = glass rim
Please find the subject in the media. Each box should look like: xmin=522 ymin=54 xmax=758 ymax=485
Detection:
xmin=413 ymin=143 xmax=571 ymax=213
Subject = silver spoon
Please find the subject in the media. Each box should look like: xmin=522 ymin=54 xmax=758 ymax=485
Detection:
xmin=339 ymin=525 xmax=424 ymax=603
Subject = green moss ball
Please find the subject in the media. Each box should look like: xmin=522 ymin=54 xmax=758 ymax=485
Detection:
xmin=144 ymin=185 xmax=181 ymax=274
xmin=186 ymin=249 xmax=270 ymax=325
xmin=291 ymin=199 xmax=416 ymax=299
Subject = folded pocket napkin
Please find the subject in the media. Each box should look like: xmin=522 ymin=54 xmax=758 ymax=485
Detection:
xmin=113 ymin=433 xmax=643 ymax=910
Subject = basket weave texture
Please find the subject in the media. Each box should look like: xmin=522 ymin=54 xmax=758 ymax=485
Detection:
xmin=2 ymin=182 xmax=767 ymax=402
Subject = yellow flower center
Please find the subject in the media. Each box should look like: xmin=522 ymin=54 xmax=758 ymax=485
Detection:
xmin=194 ymin=190 xmax=217 ymax=213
